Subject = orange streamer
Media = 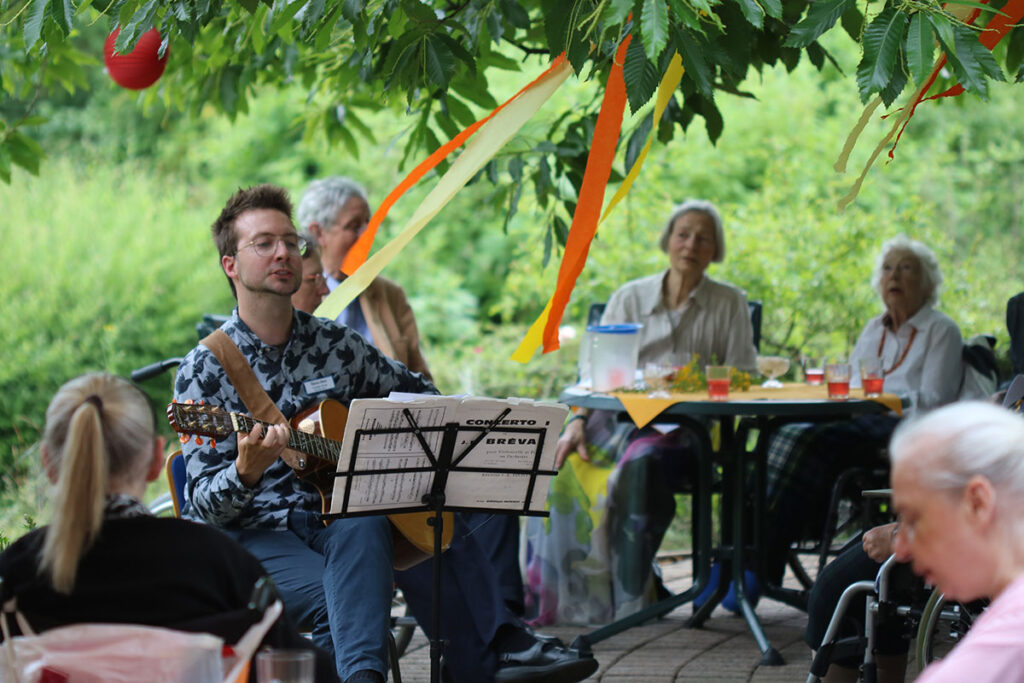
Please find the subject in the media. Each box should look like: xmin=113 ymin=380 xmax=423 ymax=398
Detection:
xmin=340 ymin=55 xmax=568 ymax=275
xmin=539 ymin=36 xmax=632 ymax=353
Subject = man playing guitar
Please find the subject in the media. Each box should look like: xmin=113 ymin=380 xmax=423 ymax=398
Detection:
xmin=173 ymin=185 xmax=596 ymax=683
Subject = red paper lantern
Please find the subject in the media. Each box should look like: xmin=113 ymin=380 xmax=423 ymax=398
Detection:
xmin=104 ymin=28 xmax=169 ymax=90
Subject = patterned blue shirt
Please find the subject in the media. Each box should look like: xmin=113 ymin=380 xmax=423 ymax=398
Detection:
xmin=173 ymin=308 xmax=435 ymax=530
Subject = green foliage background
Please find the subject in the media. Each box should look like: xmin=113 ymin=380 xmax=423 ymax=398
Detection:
xmin=1 ymin=33 xmax=1022 ymax=537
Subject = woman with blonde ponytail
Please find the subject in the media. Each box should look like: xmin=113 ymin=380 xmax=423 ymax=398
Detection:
xmin=39 ymin=373 xmax=164 ymax=594
xmin=0 ymin=373 xmax=337 ymax=681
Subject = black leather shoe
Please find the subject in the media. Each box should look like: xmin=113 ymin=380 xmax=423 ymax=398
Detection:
xmin=495 ymin=640 xmax=598 ymax=683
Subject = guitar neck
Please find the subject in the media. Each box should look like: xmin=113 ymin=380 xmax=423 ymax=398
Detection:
xmin=230 ymin=413 xmax=342 ymax=465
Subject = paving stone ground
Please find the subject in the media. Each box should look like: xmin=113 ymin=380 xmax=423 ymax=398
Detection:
xmin=393 ymin=555 xmax=927 ymax=682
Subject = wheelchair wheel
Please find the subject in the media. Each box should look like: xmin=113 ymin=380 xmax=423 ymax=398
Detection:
xmin=914 ymin=591 xmax=986 ymax=669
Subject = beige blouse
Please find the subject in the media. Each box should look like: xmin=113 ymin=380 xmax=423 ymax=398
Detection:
xmin=601 ymin=270 xmax=758 ymax=372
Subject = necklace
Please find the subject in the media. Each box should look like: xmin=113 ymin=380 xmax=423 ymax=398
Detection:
xmin=877 ymin=326 xmax=918 ymax=375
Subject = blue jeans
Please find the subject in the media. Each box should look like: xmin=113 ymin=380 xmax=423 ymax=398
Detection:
xmin=226 ymin=510 xmax=393 ymax=680
xmin=394 ymin=513 xmax=516 ymax=682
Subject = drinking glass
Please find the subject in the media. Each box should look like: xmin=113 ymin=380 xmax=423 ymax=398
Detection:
xmin=706 ymin=365 xmax=732 ymax=401
xmin=756 ymin=355 xmax=790 ymax=388
xmin=825 ymin=363 xmax=851 ymax=399
xmin=643 ymin=362 xmax=676 ymax=398
xmin=802 ymin=356 xmax=825 ymax=386
xmin=860 ymin=357 xmax=885 ymax=397
xmin=256 ymin=649 xmax=315 ymax=683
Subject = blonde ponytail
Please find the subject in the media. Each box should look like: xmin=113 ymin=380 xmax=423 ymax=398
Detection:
xmin=39 ymin=402 xmax=108 ymax=593
xmin=37 ymin=373 xmax=155 ymax=594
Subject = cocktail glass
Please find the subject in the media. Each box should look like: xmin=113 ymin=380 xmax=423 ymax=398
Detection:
xmin=643 ymin=363 xmax=676 ymax=398
xmin=756 ymin=355 xmax=790 ymax=389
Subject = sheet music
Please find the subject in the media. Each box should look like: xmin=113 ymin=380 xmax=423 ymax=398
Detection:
xmin=329 ymin=394 xmax=568 ymax=515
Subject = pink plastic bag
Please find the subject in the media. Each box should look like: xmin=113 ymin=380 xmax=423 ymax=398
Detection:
xmin=0 ymin=598 xmax=282 ymax=683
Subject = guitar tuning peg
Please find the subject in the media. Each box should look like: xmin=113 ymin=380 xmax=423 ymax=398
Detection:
xmin=179 ymin=434 xmax=190 ymax=444
xmin=195 ymin=437 xmax=204 ymax=445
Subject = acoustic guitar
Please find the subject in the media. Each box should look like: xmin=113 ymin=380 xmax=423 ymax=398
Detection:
xmin=167 ymin=399 xmax=453 ymax=570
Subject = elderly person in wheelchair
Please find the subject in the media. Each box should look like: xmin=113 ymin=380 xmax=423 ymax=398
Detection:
xmin=808 ymin=401 xmax=1024 ymax=682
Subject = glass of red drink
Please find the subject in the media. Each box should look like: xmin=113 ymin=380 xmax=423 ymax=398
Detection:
xmin=860 ymin=357 xmax=885 ymax=397
xmin=802 ymin=356 xmax=824 ymax=385
xmin=825 ymin=363 xmax=851 ymax=399
xmin=706 ymin=365 xmax=732 ymax=401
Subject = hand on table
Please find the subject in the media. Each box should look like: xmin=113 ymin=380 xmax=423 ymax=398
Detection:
xmin=235 ymin=422 xmax=290 ymax=487
xmin=554 ymin=418 xmax=589 ymax=469
xmin=862 ymin=522 xmax=899 ymax=563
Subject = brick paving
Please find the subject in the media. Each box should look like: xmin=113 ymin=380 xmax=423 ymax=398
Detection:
xmin=394 ymin=555 xmax=925 ymax=682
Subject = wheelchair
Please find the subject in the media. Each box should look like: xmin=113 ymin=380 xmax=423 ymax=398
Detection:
xmin=807 ymin=554 xmax=987 ymax=682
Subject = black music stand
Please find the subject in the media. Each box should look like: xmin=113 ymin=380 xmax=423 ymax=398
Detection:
xmin=323 ymin=398 xmax=564 ymax=683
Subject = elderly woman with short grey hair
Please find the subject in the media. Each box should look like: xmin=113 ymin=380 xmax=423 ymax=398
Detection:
xmin=891 ymin=401 xmax=1024 ymax=681
xmin=525 ymin=199 xmax=759 ymax=625
xmin=761 ymin=234 xmax=964 ymax=595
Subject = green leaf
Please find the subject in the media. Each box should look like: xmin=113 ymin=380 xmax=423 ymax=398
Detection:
xmin=6 ymin=131 xmax=43 ymax=176
xmin=443 ymin=93 xmax=477 ymax=128
xmin=856 ymin=6 xmax=908 ymax=98
xmin=623 ymin=35 xmax=660 ymax=113
xmin=784 ymin=0 xmax=856 ymax=49
xmin=906 ymin=12 xmax=934 ymax=87
xmin=541 ymin=0 xmax=570 ymax=57
xmin=928 ymin=12 xmax=955 ymax=51
xmin=23 ymin=0 xmax=49 ymax=49
xmin=841 ymin=4 xmax=864 ymax=41
xmin=640 ymin=0 xmax=669 ymax=61
xmin=667 ymin=0 xmax=703 ymax=32
xmin=625 ymin=114 xmax=653 ymax=169
xmin=603 ymin=0 xmax=635 ymax=26
xmin=47 ymin=0 xmax=72 ymax=36
xmin=422 ymin=34 xmax=455 ymax=89
xmin=341 ymin=0 xmax=362 ymax=22
xmin=0 ymin=143 xmax=11 ymax=184
xmin=732 ymin=0 xmax=765 ymax=29
xmin=1006 ymin=25 xmax=1024 ymax=74
xmin=0 ymin=0 xmax=32 ymax=26
xmin=695 ymin=96 xmax=724 ymax=142
xmin=880 ymin=49 xmax=908 ymax=105
xmin=219 ymin=65 xmax=241 ymax=113
xmin=673 ymin=26 xmax=714 ymax=98
xmin=237 ymin=0 xmax=259 ymax=13
xmin=941 ymin=21 xmax=1005 ymax=95
xmin=806 ymin=41 xmax=825 ymax=69
xmin=760 ymin=0 xmax=782 ymax=21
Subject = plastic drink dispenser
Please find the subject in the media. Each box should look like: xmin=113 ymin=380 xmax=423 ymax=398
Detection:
xmin=588 ymin=324 xmax=642 ymax=392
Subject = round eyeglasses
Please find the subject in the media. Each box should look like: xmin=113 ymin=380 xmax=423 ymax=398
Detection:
xmin=236 ymin=234 xmax=309 ymax=258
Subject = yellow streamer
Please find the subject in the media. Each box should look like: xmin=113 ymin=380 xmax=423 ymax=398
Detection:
xmin=834 ymin=96 xmax=882 ymax=174
xmin=315 ymin=60 xmax=573 ymax=320
xmin=511 ymin=54 xmax=685 ymax=363
xmin=837 ymin=89 xmax=920 ymax=210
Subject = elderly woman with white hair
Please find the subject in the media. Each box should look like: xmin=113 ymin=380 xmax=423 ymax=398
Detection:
xmin=524 ymin=200 xmax=758 ymax=625
xmin=762 ymin=235 xmax=964 ymax=593
xmin=890 ymin=401 xmax=1024 ymax=681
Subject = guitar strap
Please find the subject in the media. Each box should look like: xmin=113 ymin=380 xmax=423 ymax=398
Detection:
xmin=199 ymin=329 xmax=287 ymax=426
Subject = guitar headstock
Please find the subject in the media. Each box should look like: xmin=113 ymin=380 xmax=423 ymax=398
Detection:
xmin=167 ymin=401 xmax=235 ymax=443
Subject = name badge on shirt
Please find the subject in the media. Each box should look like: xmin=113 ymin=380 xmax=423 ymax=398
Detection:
xmin=303 ymin=376 xmax=336 ymax=394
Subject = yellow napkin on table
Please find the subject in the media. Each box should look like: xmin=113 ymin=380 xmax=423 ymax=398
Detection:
xmin=608 ymin=384 xmax=902 ymax=429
